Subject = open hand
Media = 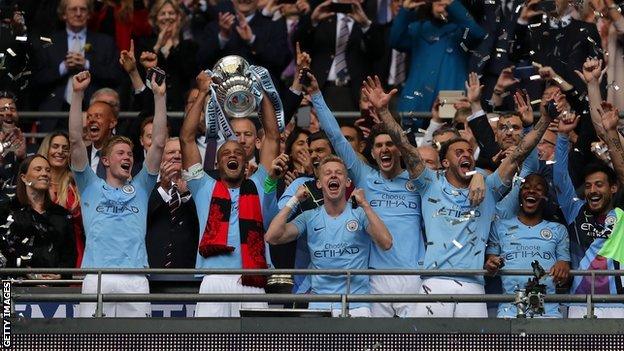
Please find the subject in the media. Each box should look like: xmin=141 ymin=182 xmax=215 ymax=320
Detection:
xmin=361 ymin=75 xmax=397 ymax=110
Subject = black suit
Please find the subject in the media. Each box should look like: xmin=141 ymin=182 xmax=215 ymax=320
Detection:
xmin=294 ymin=14 xmax=383 ymax=107
xmin=513 ymin=17 xmax=604 ymax=95
xmin=32 ymin=29 xmax=121 ymax=130
xmin=197 ymin=11 xmax=291 ymax=81
xmin=146 ymin=185 xmax=199 ymax=268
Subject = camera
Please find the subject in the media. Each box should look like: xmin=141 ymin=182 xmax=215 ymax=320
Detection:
xmin=515 ymin=260 xmax=547 ymax=318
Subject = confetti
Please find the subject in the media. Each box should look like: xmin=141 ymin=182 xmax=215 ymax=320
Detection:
xmin=489 ymin=116 xmax=500 ymax=122
xmin=529 ymin=75 xmax=541 ymax=81
xmin=452 ymin=239 xmax=463 ymax=249
xmin=413 ymin=91 xmax=423 ymax=97
xmin=460 ymin=42 xmax=469 ymax=52
xmin=6 ymin=48 xmax=16 ymax=57
xmin=546 ymin=160 xmax=556 ymax=165
xmin=15 ymin=36 xmax=27 ymax=42
xmin=465 ymin=170 xmax=477 ymax=176
xmin=418 ymin=128 xmax=427 ymax=133
xmin=530 ymin=99 xmax=542 ymax=105
xmin=463 ymin=28 xmax=470 ymax=40
xmin=40 ymin=36 xmax=52 ymax=43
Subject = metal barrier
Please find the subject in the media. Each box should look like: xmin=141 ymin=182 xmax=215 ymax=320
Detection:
xmin=2 ymin=268 xmax=622 ymax=319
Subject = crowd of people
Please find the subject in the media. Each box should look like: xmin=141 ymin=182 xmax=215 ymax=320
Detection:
xmin=0 ymin=0 xmax=624 ymax=319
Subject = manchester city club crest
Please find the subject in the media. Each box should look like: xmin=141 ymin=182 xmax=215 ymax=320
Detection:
xmin=346 ymin=220 xmax=359 ymax=232
xmin=605 ymin=215 xmax=616 ymax=226
xmin=122 ymin=184 xmax=135 ymax=194
xmin=405 ymin=180 xmax=416 ymax=192
xmin=540 ymin=228 xmax=553 ymax=240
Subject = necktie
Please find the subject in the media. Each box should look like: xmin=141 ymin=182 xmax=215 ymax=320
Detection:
xmin=334 ymin=17 xmax=350 ymax=84
xmin=377 ymin=0 xmax=389 ymax=25
xmin=165 ymin=183 xmax=181 ymax=268
xmin=389 ymin=50 xmax=406 ymax=86
xmin=95 ymin=150 xmax=106 ymax=179
xmin=282 ymin=20 xmax=298 ymax=79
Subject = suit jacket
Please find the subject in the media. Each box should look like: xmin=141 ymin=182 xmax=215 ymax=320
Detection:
xmin=146 ymin=185 xmax=199 ymax=268
xmin=197 ymin=11 xmax=291 ymax=81
xmin=33 ymin=29 xmax=121 ymax=114
xmin=294 ymin=14 xmax=383 ymax=103
xmin=513 ymin=18 xmax=604 ymax=95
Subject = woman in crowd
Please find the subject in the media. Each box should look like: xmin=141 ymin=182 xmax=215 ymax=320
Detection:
xmin=89 ymin=0 xmax=153 ymax=51
xmin=0 ymin=155 xmax=76 ymax=276
xmin=278 ymin=127 xmax=312 ymax=196
xmin=38 ymin=132 xmax=84 ymax=267
xmin=390 ymin=0 xmax=485 ymax=125
xmin=137 ymin=0 xmax=198 ymax=110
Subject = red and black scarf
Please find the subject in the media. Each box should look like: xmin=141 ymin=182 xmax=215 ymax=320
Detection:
xmin=198 ymin=180 xmax=268 ymax=288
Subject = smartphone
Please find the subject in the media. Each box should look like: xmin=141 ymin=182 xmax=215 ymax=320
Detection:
xmin=328 ymin=2 xmax=352 ymax=13
xmin=513 ymin=66 xmax=537 ymax=80
xmin=296 ymin=105 xmax=312 ymax=129
xmin=299 ymin=68 xmax=312 ymax=87
xmin=546 ymin=100 xmax=558 ymax=118
xmin=147 ymin=67 xmax=166 ymax=86
xmin=351 ymin=195 xmax=358 ymax=209
xmin=438 ymin=90 xmax=465 ymax=119
xmin=359 ymin=108 xmax=375 ymax=130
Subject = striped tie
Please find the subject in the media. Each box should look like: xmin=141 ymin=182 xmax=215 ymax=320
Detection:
xmin=165 ymin=183 xmax=181 ymax=268
xmin=334 ymin=17 xmax=350 ymax=82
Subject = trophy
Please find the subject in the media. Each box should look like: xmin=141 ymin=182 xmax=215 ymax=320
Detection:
xmin=210 ymin=55 xmax=258 ymax=118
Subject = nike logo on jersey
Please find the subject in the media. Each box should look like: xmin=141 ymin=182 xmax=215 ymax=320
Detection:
xmin=373 ymin=180 xmax=383 ymax=184
xmin=314 ymin=226 xmax=325 ymax=231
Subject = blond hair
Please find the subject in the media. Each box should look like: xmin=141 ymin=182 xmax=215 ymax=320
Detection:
xmin=101 ymin=135 xmax=134 ymax=157
xmin=318 ymin=155 xmax=346 ymax=172
xmin=37 ymin=132 xmax=80 ymax=211
xmin=148 ymin=0 xmax=187 ymax=30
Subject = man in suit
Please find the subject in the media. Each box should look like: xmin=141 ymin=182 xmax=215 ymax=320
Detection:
xmin=512 ymin=0 xmax=604 ymax=96
xmin=32 ymin=0 xmax=120 ymax=132
xmin=84 ymin=99 xmax=117 ymax=179
xmin=196 ymin=0 xmax=291 ymax=81
xmin=294 ymin=0 xmax=383 ymax=111
xmin=146 ymin=138 xmax=199 ymax=269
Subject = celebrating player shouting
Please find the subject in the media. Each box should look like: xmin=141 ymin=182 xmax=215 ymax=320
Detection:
xmin=69 ymin=71 xmax=168 ymax=317
xmin=266 ymin=155 xmax=392 ymax=317
xmin=362 ymin=74 xmax=552 ymax=317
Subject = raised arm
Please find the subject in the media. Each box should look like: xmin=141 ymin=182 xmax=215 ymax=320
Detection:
xmin=305 ymin=72 xmax=368 ymax=182
xmin=258 ymin=91 xmax=281 ymax=172
xmin=575 ymin=58 xmax=606 ymax=138
xmin=552 ymin=113 xmax=584 ymax=223
xmin=389 ymin=1 xmax=423 ymax=52
xmin=265 ymin=185 xmax=307 ymax=245
xmin=496 ymin=101 xmax=552 ymax=184
xmin=362 ymin=76 xmax=425 ymax=179
xmin=352 ymin=188 xmax=392 ymax=250
xmin=144 ymin=75 xmax=168 ymax=174
xmin=68 ymin=71 xmax=90 ymax=170
xmin=599 ymin=105 xmax=624 ymax=186
xmin=180 ymin=72 xmax=211 ymax=169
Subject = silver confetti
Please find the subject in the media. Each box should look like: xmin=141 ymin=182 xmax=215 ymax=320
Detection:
xmin=15 ymin=36 xmax=27 ymax=42
xmin=452 ymin=239 xmax=463 ymax=249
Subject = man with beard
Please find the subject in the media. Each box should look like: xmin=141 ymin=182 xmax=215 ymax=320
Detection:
xmin=363 ymin=74 xmax=551 ymax=317
xmin=266 ymin=155 xmax=392 ymax=317
xmin=486 ymin=173 xmax=570 ymax=318
xmin=553 ymin=107 xmax=624 ymax=318
xmin=69 ymin=71 xmax=168 ymax=317
xmin=306 ymin=72 xmax=485 ymax=317
xmin=180 ymin=71 xmax=281 ymax=317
